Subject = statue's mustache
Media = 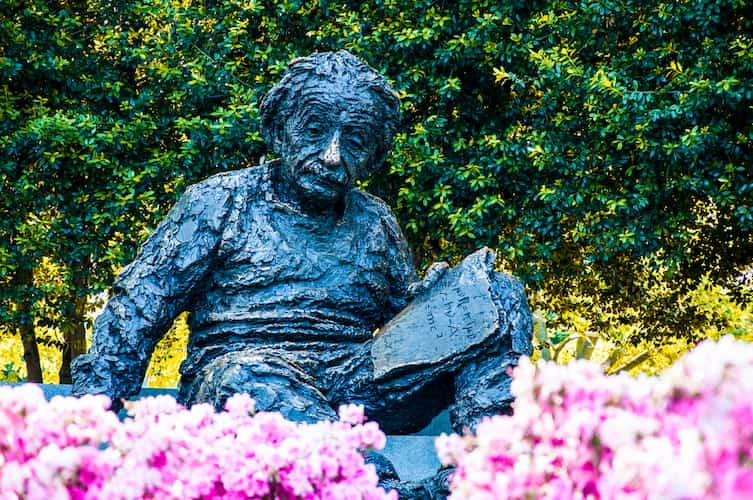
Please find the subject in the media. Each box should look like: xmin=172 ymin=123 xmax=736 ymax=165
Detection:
xmin=299 ymin=159 xmax=349 ymax=186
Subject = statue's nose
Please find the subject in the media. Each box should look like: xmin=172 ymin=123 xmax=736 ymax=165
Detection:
xmin=322 ymin=130 xmax=341 ymax=167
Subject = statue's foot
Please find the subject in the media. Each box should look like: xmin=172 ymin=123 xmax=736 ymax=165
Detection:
xmin=380 ymin=467 xmax=454 ymax=500
xmin=365 ymin=450 xmax=452 ymax=499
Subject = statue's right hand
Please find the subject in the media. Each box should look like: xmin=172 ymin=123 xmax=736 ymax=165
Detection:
xmin=407 ymin=261 xmax=449 ymax=299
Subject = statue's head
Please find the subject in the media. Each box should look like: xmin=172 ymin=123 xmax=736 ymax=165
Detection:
xmin=260 ymin=51 xmax=400 ymax=209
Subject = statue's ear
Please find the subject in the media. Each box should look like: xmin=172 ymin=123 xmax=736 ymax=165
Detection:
xmin=259 ymin=88 xmax=287 ymax=156
xmin=263 ymin=123 xmax=284 ymax=157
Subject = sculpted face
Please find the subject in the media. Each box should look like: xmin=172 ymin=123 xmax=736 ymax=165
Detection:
xmin=280 ymin=82 xmax=380 ymax=211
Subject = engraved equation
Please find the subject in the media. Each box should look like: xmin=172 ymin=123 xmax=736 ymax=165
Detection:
xmin=372 ymin=249 xmax=500 ymax=380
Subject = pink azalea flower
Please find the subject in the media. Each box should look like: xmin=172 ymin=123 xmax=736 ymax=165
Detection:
xmin=439 ymin=336 xmax=753 ymax=500
xmin=0 ymin=390 xmax=392 ymax=499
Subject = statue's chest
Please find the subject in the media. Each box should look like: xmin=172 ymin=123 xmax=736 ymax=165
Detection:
xmin=216 ymin=202 xmax=391 ymax=294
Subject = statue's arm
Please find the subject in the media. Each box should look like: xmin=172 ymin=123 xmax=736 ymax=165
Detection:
xmin=381 ymin=210 xmax=419 ymax=318
xmin=72 ymin=180 xmax=232 ymax=405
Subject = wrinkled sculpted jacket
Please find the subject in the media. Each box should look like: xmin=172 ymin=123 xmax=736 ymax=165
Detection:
xmin=72 ymin=161 xmax=418 ymax=401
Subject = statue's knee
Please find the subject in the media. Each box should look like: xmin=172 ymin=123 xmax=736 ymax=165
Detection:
xmin=449 ymin=351 xmax=517 ymax=432
xmin=489 ymin=271 xmax=534 ymax=356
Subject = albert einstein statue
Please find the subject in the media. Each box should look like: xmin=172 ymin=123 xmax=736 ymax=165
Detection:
xmin=73 ymin=50 xmax=532 ymax=498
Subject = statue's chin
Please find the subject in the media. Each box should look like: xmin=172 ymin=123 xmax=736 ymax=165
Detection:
xmin=294 ymin=179 xmax=348 ymax=214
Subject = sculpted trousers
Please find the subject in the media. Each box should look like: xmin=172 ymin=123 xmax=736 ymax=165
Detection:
xmin=178 ymin=337 xmax=519 ymax=435
xmin=178 ymin=275 xmax=531 ymax=434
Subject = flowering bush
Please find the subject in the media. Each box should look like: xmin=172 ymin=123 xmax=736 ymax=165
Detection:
xmin=438 ymin=335 xmax=753 ymax=499
xmin=0 ymin=388 xmax=395 ymax=500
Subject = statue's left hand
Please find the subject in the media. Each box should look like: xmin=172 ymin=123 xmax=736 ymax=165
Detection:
xmin=406 ymin=261 xmax=449 ymax=299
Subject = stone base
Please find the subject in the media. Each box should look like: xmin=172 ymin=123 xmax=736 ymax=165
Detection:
xmin=383 ymin=435 xmax=441 ymax=481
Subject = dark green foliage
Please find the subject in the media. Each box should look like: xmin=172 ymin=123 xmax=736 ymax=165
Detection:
xmin=349 ymin=1 xmax=753 ymax=282
xmin=1 ymin=0 xmax=751 ymax=374
xmin=332 ymin=0 xmax=753 ymax=341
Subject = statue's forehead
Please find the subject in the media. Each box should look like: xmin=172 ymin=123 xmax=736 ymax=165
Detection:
xmin=296 ymin=81 xmax=377 ymax=118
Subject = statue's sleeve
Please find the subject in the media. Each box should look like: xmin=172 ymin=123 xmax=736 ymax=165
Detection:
xmin=71 ymin=180 xmax=232 ymax=404
xmin=382 ymin=209 xmax=419 ymax=319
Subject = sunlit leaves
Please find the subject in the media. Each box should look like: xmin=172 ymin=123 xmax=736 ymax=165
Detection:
xmin=1 ymin=0 xmax=751 ymax=372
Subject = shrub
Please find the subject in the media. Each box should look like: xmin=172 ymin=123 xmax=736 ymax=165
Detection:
xmin=145 ymin=312 xmax=189 ymax=388
xmin=530 ymin=254 xmax=753 ymax=374
xmin=438 ymin=335 xmax=753 ymax=499
xmin=0 ymin=331 xmax=62 ymax=383
xmin=0 ymin=388 xmax=393 ymax=499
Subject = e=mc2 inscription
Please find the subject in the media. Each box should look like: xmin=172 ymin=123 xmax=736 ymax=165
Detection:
xmin=372 ymin=248 xmax=500 ymax=380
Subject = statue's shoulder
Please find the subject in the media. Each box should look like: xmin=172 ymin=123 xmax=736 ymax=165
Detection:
xmin=348 ymin=189 xmax=414 ymax=272
xmin=348 ymin=189 xmax=406 ymax=237
xmin=348 ymin=189 xmax=395 ymax=219
xmin=170 ymin=163 xmax=272 ymax=231
xmin=185 ymin=163 xmax=271 ymax=199
xmin=177 ymin=163 xmax=277 ymax=218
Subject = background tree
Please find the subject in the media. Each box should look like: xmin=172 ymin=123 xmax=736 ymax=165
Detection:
xmin=1 ymin=0 xmax=751 ymax=382
xmin=329 ymin=0 xmax=753 ymax=341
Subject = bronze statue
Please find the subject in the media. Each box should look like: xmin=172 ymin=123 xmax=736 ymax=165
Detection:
xmin=72 ymin=51 xmax=532 ymax=497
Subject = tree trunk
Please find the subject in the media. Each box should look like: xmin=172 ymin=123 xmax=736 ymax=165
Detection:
xmin=58 ymin=258 xmax=90 ymax=384
xmin=15 ymin=265 xmax=43 ymax=383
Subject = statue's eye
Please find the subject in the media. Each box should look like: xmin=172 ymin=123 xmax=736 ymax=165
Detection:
xmin=346 ymin=132 xmax=369 ymax=153
xmin=305 ymin=122 xmax=326 ymax=137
